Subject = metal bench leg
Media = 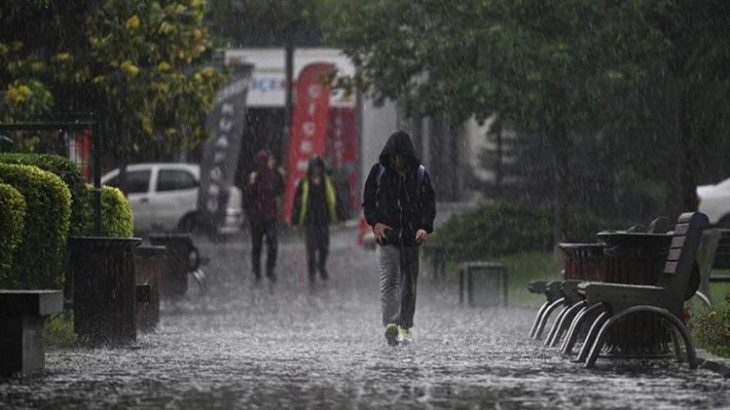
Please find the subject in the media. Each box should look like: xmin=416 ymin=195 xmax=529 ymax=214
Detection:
xmin=529 ymin=301 xmax=550 ymax=338
xmin=548 ymin=300 xmax=586 ymax=347
xmin=534 ymin=298 xmax=565 ymax=340
xmin=584 ymin=306 xmax=697 ymax=369
xmin=561 ymin=303 xmax=603 ymax=355
xmin=544 ymin=304 xmax=570 ymax=346
xmin=577 ymin=310 xmax=609 ymax=363
xmin=667 ymin=325 xmax=684 ymax=363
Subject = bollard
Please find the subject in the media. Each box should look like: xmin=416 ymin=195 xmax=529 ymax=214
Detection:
xmin=0 ymin=290 xmax=63 ymax=376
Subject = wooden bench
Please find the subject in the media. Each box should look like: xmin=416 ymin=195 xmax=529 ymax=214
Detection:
xmin=0 ymin=290 xmax=63 ymax=376
xmin=572 ymin=212 xmax=707 ymax=368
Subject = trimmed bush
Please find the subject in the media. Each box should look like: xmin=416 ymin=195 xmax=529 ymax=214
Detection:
xmin=0 ymin=153 xmax=88 ymax=236
xmin=0 ymin=163 xmax=71 ymax=289
xmin=82 ymin=184 xmax=134 ymax=238
xmin=431 ymin=201 xmax=624 ymax=261
xmin=690 ymin=294 xmax=730 ymax=358
xmin=0 ymin=183 xmax=27 ymax=284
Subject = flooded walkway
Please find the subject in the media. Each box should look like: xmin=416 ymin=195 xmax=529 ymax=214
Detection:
xmin=2 ymin=228 xmax=730 ymax=409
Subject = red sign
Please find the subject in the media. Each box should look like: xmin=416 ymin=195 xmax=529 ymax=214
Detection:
xmin=283 ymin=63 xmax=334 ymax=223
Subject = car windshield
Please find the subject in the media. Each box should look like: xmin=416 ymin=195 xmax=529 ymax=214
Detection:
xmin=106 ymin=170 xmax=151 ymax=194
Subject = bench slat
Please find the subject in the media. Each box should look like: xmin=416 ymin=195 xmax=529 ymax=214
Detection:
xmin=667 ymin=248 xmax=682 ymax=261
xmin=664 ymin=261 xmax=678 ymax=274
xmin=674 ymin=223 xmax=689 ymax=235
xmin=671 ymin=236 xmax=686 ymax=248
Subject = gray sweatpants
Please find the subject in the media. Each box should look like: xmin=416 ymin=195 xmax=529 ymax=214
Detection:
xmin=377 ymin=244 xmax=419 ymax=328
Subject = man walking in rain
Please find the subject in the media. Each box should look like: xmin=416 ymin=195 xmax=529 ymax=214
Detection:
xmin=244 ymin=150 xmax=284 ymax=284
xmin=291 ymin=156 xmax=345 ymax=285
xmin=363 ymin=131 xmax=436 ymax=345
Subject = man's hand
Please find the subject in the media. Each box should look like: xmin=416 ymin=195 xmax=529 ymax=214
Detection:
xmin=415 ymin=229 xmax=428 ymax=244
xmin=373 ymin=223 xmax=392 ymax=242
xmin=248 ymin=172 xmax=257 ymax=185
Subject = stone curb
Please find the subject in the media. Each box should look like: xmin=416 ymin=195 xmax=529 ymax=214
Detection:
xmin=697 ymin=349 xmax=730 ymax=377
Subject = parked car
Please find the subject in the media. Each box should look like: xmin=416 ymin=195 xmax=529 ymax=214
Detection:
xmin=101 ymin=163 xmax=244 ymax=235
xmin=697 ymin=177 xmax=730 ymax=226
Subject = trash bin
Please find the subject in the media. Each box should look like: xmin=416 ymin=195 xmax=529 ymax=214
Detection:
xmin=558 ymin=243 xmax=605 ymax=281
xmin=459 ymin=262 xmax=508 ymax=307
xmin=148 ymin=233 xmax=195 ymax=298
xmin=69 ymin=236 xmax=141 ymax=346
xmin=596 ymin=232 xmax=673 ymax=355
xmin=134 ymin=245 xmax=166 ymax=331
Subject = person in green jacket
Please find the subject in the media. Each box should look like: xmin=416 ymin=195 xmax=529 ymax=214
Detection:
xmin=291 ymin=156 xmax=345 ymax=284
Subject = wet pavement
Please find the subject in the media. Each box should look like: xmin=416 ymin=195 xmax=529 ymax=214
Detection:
xmin=2 ymin=228 xmax=730 ymax=409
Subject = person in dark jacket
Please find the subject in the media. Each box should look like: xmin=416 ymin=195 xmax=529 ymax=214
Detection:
xmin=244 ymin=150 xmax=284 ymax=284
xmin=291 ymin=156 xmax=344 ymax=284
xmin=362 ymin=131 xmax=436 ymax=345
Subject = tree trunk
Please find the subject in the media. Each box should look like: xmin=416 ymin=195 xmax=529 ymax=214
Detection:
xmin=550 ymin=123 xmax=570 ymax=249
xmin=676 ymin=85 xmax=698 ymax=216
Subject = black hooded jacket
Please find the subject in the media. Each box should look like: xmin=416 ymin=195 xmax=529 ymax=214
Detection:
xmin=362 ymin=131 xmax=436 ymax=246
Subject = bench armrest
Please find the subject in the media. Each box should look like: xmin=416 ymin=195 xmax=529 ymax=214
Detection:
xmin=581 ymin=282 xmax=666 ymax=307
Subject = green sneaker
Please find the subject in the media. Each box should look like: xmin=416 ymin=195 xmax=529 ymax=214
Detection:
xmin=399 ymin=327 xmax=412 ymax=344
xmin=384 ymin=323 xmax=399 ymax=346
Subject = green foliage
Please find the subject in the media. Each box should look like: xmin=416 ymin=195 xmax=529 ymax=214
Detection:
xmin=431 ymin=201 xmax=623 ymax=261
xmin=208 ymin=0 xmax=322 ymax=46
xmin=0 ymin=183 xmax=26 ymax=284
xmin=690 ymin=294 xmax=730 ymax=358
xmin=0 ymin=0 xmax=224 ymax=161
xmin=0 ymin=163 xmax=71 ymax=289
xmin=0 ymin=153 xmax=88 ymax=235
xmin=82 ymin=184 xmax=134 ymax=238
xmin=44 ymin=311 xmax=76 ymax=348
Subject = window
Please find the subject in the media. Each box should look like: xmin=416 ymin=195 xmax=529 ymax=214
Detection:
xmin=126 ymin=170 xmax=151 ymax=194
xmin=105 ymin=170 xmax=151 ymax=194
xmin=157 ymin=169 xmax=198 ymax=192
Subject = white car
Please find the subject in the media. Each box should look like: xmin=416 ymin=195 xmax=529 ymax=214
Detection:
xmin=101 ymin=163 xmax=244 ymax=234
xmin=697 ymin=177 xmax=730 ymax=226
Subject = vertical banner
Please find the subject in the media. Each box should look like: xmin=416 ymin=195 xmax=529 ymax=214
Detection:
xmin=282 ymin=63 xmax=335 ymax=223
xmin=326 ymin=108 xmax=359 ymax=216
xmin=199 ymin=64 xmax=253 ymax=228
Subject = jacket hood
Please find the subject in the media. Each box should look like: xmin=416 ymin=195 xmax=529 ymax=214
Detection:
xmin=307 ymin=155 xmax=326 ymax=176
xmin=378 ymin=131 xmax=419 ymax=166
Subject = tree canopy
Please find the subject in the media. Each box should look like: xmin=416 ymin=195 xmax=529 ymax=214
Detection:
xmin=321 ymin=0 xmax=730 ymax=234
xmin=0 ymin=0 xmax=223 ymax=162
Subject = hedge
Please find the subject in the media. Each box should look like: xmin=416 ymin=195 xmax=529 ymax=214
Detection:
xmin=0 ymin=183 xmax=26 ymax=285
xmin=0 ymin=163 xmax=71 ymax=289
xmin=430 ymin=201 xmax=624 ymax=261
xmin=82 ymin=184 xmax=134 ymax=238
xmin=0 ymin=153 xmax=88 ymax=236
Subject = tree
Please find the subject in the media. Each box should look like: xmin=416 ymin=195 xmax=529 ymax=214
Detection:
xmin=634 ymin=0 xmax=730 ymax=214
xmin=0 ymin=0 xmax=223 ymax=164
xmin=321 ymin=0 xmax=646 ymax=243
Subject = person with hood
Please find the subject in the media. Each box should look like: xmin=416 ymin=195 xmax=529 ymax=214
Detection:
xmin=291 ymin=156 xmax=345 ymax=284
xmin=362 ymin=131 xmax=436 ymax=345
xmin=244 ymin=150 xmax=284 ymax=284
